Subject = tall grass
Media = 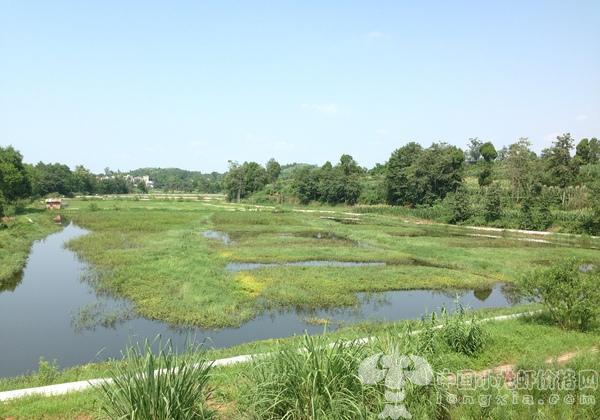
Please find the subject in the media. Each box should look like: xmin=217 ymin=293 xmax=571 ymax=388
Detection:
xmin=439 ymin=306 xmax=488 ymax=356
xmin=98 ymin=339 xmax=213 ymax=420
xmin=243 ymin=334 xmax=383 ymax=419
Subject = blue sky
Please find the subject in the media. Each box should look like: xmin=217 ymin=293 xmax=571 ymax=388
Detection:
xmin=1 ymin=1 xmax=599 ymax=173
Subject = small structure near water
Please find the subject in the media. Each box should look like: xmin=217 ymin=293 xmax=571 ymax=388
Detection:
xmin=45 ymin=198 xmax=62 ymax=210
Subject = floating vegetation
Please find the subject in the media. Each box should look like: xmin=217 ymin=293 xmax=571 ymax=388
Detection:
xmin=301 ymin=316 xmax=343 ymax=327
xmin=71 ymin=302 xmax=135 ymax=332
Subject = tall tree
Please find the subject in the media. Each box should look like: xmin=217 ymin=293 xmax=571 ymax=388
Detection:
xmin=542 ymin=133 xmax=578 ymax=205
xmin=466 ymin=137 xmax=483 ymax=163
xmin=385 ymin=142 xmax=423 ymax=205
xmin=266 ymin=158 xmax=281 ymax=183
xmin=477 ymin=142 xmax=497 ymax=187
xmin=72 ymin=165 xmax=97 ymax=194
xmin=505 ymin=138 xmax=535 ymax=203
xmin=0 ymin=146 xmax=31 ymax=205
xmin=575 ymin=137 xmax=599 ymax=165
xmin=223 ymin=161 xmax=268 ymax=202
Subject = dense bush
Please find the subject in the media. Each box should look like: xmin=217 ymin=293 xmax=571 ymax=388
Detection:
xmin=98 ymin=340 xmax=213 ymax=419
xmin=521 ymin=258 xmax=600 ymax=331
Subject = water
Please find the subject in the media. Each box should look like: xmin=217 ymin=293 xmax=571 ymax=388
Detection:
xmin=226 ymin=261 xmax=387 ymax=272
xmin=202 ymin=230 xmax=231 ymax=245
xmin=0 ymin=224 xmax=516 ymax=377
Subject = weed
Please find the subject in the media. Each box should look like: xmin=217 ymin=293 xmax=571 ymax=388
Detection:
xmin=98 ymin=339 xmax=214 ymax=419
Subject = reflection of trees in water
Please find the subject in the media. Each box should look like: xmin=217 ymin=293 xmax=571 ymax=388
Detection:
xmin=432 ymin=289 xmax=469 ymax=300
xmin=473 ymin=288 xmax=493 ymax=301
xmin=0 ymin=271 xmax=23 ymax=293
xmin=500 ymin=283 xmax=523 ymax=305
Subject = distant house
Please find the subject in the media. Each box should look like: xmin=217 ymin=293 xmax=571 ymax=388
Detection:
xmin=45 ymin=198 xmax=62 ymax=210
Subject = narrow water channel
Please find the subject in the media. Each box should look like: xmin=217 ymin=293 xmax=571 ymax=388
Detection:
xmin=0 ymin=224 xmax=517 ymax=377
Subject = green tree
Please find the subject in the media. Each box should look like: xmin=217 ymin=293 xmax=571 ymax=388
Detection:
xmin=466 ymin=137 xmax=483 ymax=163
xmin=72 ymin=165 xmax=97 ymax=194
xmin=477 ymin=165 xmax=493 ymax=187
xmin=575 ymin=137 xmax=599 ymax=165
xmin=30 ymin=162 xmax=75 ymax=196
xmin=581 ymin=181 xmax=600 ymax=235
xmin=292 ymin=166 xmax=320 ymax=204
xmin=505 ymin=138 xmax=536 ymax=203
xmin=0 ymin=146 xmax=31 ymax=208
xmin=448 ymin=186 xmax=471 ymax=224
xmin=385 ymin=142 xmax=423 ymax=205
xmin=385 ymin=143 xmax=464 ymax=206
xmin=542 ymin=133 xmax=578 ymax=193
xmin=479 ymin=142 xmax=497 ymax=162
xmin=414 ymin=143 xmax=465 ymax=205
xmin=483 ymin=183 xmax=502 ymax=222
xmin=266 ymin=158 xmax=281 ymax=183
xmin=223 ymin=161 xmax=268 ymax=202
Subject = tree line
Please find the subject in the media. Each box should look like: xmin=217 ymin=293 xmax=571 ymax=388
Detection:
xmin=221 ymin=133 xmax=600 ymax=234
xmin=0 ymin=148 xmax=225 ymax=216
xmin=2 ymin=133 xmax=599 ymax=233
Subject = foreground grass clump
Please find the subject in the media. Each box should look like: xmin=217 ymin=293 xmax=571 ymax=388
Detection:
xmin=98 ymin=340 xmax=213 ymax=420
xmin=439 ymin=306 xmax=489 ymax=356
xmin=241 ymin=334 xmax=382 ymax=419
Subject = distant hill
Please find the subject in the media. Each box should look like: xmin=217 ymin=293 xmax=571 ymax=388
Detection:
xmin=279 ymin=163 xmax=318 ymax=179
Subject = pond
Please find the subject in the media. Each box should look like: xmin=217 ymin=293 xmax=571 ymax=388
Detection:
xmin=0 ymin=224 xmax=518 ymax=377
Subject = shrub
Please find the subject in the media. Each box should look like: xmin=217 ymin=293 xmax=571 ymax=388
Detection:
xmin=98 ymin=340 xmax=213 ymax=420
xmin=439 ymin=306 xmax=488 ymax=356
xmin=243 ymin=334 xmax=381 ymax=419
xmin=521 ymin=258 xmax=600 ymax=331
xmin=37 ymin=357 xmax=60 ymax=385
xmin=483 ymin=183 xmax=502 ymax=222
xmin=88 ymin=202 xmax=99 ymax=212
xmin=447 ymin=187 xmax=472 ymax=224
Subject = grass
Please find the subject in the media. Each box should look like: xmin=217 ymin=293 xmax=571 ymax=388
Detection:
xmin=0 ymin=208 xmax=61 ymax=286
xmin=55 ymin=198 xmax=600 ymax=328
xmin=241 ymin=334 xmax=378 ymax=419
xmin=98 ymin=340 xmax=213 ymax=419
xmin=2 ymin=197 xmax=599 ymax=418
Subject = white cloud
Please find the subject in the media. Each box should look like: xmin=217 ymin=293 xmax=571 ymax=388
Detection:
xmin=375 ymin=128 xmax=389 ymax=136
xmin=576 ymin=114 xmax=589 ymax=121
xmin=366 ymin=31 xmax=386 ymax=40
xmin=301 ymin=103 xmax=339 ymax=115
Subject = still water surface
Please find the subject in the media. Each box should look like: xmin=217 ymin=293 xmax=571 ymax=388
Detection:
xmin=0 ymin=224 xmax=516 ymax=377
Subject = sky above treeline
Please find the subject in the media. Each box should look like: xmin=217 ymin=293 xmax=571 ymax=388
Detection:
xmin=1 ymin=0 xmax=599 ymax=173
